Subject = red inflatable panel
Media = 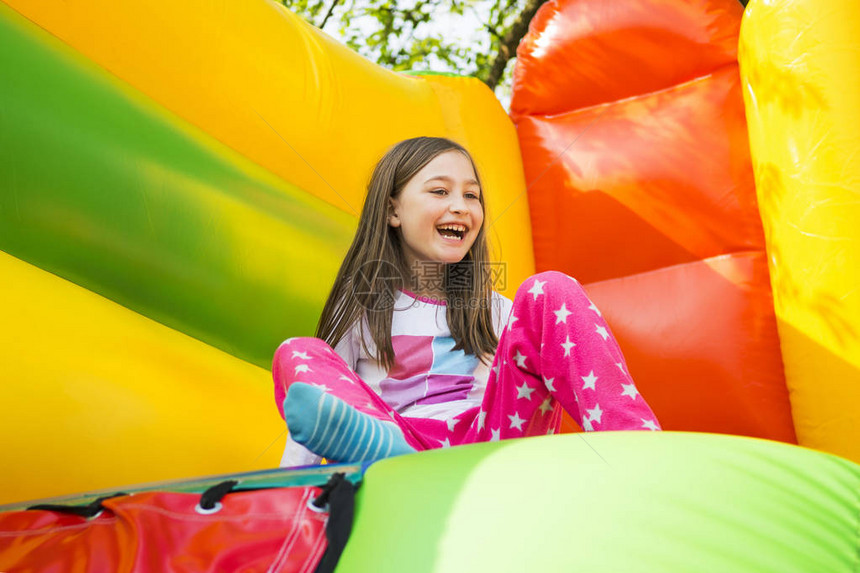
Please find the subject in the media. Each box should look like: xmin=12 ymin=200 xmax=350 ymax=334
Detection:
xmin=510 ymin=0 xmax=742 ymax=117
xmin=513 ymin=0 xmax=794 ymax=442
xmin=518 ymin=66 xmax=762 ymax=283
xmin=585 ymin=254 xmax=795 ymax=441
xmin=0 ymin=487 xmax=328 ymax=572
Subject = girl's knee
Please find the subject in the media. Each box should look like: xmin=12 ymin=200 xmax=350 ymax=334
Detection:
xmin=273 ymin=337 xmax=330 ymax=419
xmin=274 ymin=336 xmax=331 ymax=363
xmin=532 ymin=270 xmax=577 ymax=290
xmin=515 ymin=271 xmax=590 ymax=307
xmin=273 ymin=337 xmax=333 ymax=388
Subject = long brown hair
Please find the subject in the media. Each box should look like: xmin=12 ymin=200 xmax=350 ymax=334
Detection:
xmin=315 ymin=137 xmax=498 ymax=370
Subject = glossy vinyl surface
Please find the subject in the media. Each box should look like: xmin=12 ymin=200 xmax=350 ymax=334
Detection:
xmin=740 ymin=0 xmax=860 ymax=461
xmin=511 ymin=0 xmax=794 ymax=443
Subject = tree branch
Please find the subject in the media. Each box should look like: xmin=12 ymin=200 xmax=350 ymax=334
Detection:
xmin=318 ymin=0 xmax=341 ymax=29
xmin=483 ymin=22 xmax=504 ymax=41
xmin=485 ymin=0 xmax=547 ymax=89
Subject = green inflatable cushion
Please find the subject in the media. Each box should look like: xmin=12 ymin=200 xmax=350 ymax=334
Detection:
xmin=338 ymin=432 xmax=860 ymax=572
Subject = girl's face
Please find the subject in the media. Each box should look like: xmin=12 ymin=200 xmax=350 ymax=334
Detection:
xmin=389 ymin=150 xmax=484 ymax=270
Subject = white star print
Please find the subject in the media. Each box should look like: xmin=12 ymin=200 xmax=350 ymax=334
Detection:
xmin=615 ymin=362 xmax=626 ymax=374
xmin=513 ymin=351 xmax=528 ymax=368
xmin=516 ymin=382 xmax=535 ymax=400
xmin=528 ymin=279 xmax=546 ymax=300
xmin=440 ymin=438 xmax=451 ymax=448
xmin=477 ymin=410 xmax=486 ymax=430
xmin=292 ymin=351 xmax=310 ymax=360
xmin=621 ymin=384 xmax=639 ymax=400
xmin=294 ymin=364 xmax=311 ymax=374
xmin=339 ymin=375 xmax=354 ymax=384
xmin=492 ymin=365 xmax=500 ymax=378
xmin=586 ymin=404 xmax=603 ymax=424
xmin=490 ymin=428 xmax=501 ymax=441
xmin=595 ymin=325 xmax=609 ymax=340
xmin=543 ymin=376 xmax=556 ymax=392
xmin=447 ymin=418 xmax=459 ymax=432
xmin=507 ymin=314 xmax=519 ymax=331
xmin=581 ymin=370 xmax=598 ymax=390
xmin=508 ymin=412 xmax=526 ymax=430
xmin=554 ymin=303 xmax=572 ymax=324
xmin=311 ymin=383 xmax=330 ymax=392
xmin=588 ymin=302 xmax=602 ymax=317
xmin=561 ymin=336 xmax=576 ymax=357
xmin=539 ymin=398 xmax=553 ymax=415
xmin=582 ymin=418 xmax=594 ymax=431
xmin=641 ymin=419 xmax=659 ymax=431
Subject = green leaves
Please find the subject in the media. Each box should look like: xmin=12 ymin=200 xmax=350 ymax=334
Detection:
xmin=278 ymin=0 xmax=749 ymax=103
xmin=278 ymin=0 xmax=534 ymax=100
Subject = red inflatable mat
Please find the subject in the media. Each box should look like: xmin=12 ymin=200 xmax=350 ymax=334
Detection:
xmin=0 ymin=465 xmax=360 ymax=573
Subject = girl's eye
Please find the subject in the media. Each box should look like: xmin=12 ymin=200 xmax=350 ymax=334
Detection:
xmin=431 ymin=188 xmax=447 ymax=195
xmin=466 ymin=192 xmax=480 ymax=200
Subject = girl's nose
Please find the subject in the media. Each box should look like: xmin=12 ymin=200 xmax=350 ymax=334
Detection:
xmin=449 ymin=194 xmax=469 ymax=214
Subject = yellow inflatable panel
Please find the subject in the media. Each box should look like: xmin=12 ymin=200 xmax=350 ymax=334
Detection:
xmin=0 ymin=250 xmax=284 ymax=504
xmin=0 ymin=0 xmax=534 ymax=504
xmin=740 ymin=0 xmax=860 ymax=462
xmin=419 ymin=74 xmax=532 ymax=277
xmin=2 ymin=0 xmax=534 ymax=293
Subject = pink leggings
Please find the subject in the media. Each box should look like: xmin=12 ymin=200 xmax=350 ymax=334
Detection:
xmin=273 ymin=271 xmax=660 ymax=451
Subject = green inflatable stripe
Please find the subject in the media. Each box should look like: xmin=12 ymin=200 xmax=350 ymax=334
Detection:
xmin=0 ymin=3 xmax=355 ymax=368
xmin=339 ymin=432 xmax=860 ymax=572
xmin=401 ymin=71 xmax=465 ymax=78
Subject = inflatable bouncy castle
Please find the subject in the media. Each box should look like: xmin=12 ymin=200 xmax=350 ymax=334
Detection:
xmin=1 ymin=0 xmax=860 ymax=569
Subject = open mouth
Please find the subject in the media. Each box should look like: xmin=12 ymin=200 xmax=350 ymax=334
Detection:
xmin=436 ymin=224 xmax=468 ymax=241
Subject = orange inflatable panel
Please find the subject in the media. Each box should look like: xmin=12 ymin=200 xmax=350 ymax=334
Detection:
xmin=512 ymin=0 xmax=794 ymax=441
xmin=516 ymin=67 xmax=761 ymax=283
xmin=585 ymin=254 xmax=794 ymax=441
xmin=511 ymin=0 xmax=741 ymax=116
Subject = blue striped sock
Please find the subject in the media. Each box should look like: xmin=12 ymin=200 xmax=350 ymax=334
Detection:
xmin=283 ymin=383 xmax=416 ymax=463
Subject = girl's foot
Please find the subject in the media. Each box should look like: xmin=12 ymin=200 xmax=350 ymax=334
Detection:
xmin=283 ymin=383 xmax=416 ymax=462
